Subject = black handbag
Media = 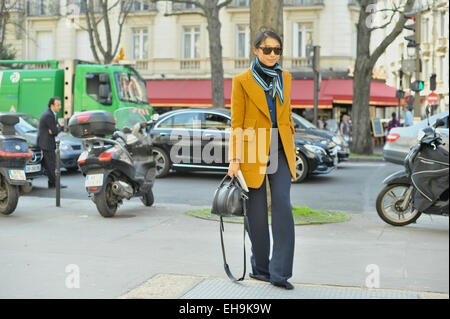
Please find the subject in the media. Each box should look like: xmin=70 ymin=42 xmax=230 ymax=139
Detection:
xmin=211 ymin=175 xmax=248 ymax=282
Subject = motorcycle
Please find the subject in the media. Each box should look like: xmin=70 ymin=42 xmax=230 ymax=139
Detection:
xmin=0 ymin=114 xmax=33 ymax=215
xmin=69 ymin=107 xmax=158 ymax=217
xmin=376 ymin=108 xmax=449 ymax=226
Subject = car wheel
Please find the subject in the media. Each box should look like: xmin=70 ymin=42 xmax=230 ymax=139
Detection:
xmin=152 ymin=147 xmax=170 ymax=178
xmin=292 ymin=152 xmax=309 ymax=183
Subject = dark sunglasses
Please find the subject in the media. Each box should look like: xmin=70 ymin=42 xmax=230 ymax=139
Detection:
xmin=258 ymin=46 xmax=282 ymax=55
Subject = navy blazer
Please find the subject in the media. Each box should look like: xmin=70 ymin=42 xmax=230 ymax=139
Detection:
xmin=37 ymin=108 xmax=61 ymax=151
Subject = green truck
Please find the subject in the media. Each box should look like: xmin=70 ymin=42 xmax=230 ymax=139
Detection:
xmin=0 ymin=60 xmax=153 ymax=125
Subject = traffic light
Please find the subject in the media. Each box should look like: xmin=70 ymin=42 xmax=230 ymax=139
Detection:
xmin=430 ymin=74 xmax=437 ymax=91
xmin=404 ymin=11 xmax=421 ymax=48
xmin=410 ymin=80 xmax=424 ymax=92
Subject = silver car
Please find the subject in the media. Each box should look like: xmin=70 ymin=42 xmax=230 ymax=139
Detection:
xmin=383 ymin=111 xmax=449 ymax=165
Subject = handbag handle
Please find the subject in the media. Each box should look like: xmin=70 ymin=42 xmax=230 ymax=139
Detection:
xmin=219 ymin=189 xmax=248 ymax=282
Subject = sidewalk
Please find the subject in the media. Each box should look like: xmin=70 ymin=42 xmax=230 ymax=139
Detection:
xmin=121 ymin=273 xmax=448 ymax=299
xmin=4 ymin=195 xmax=448 ymax=299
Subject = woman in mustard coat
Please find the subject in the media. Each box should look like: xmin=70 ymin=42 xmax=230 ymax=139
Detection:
xmin=228 ymin=30 xmax=296 ymax=290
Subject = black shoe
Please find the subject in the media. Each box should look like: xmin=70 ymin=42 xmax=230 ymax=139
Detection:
xmin=249 ymin=273 xmax=270 ymax=283
xmin=271 ymin=281 xmax=295 ymax=290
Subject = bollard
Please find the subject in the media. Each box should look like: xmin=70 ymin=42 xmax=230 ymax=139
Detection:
xmin=55 ymin=140 xmax=61 ymax=207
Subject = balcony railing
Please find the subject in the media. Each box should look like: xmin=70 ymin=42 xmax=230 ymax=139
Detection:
xmin=128 ymin=0 xmax=157 ymax=12
xmin=234 ymin=58 xmax=250 ymax=69
xmin=180 ymin=59 xmax=201 ymax=70
xmin=172 ymin=2 xmax=200 ymax=11
xmin=283 ymin=0 xmax=324 ymax=6
xmin=227 ymin=0 xmax=250 ymax=8
xmin=66 ymin=0 xmax=102 ymax=15
xmin=26 ymin=0 xmax=60 ymax=16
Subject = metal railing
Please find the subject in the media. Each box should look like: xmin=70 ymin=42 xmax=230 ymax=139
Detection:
xmin=128 ymin=0 xmax=157 ymax=12
xmin=283 ymin=0 xmax=324 ymax=6
xmin=26 ymin=0 xmax=60 ymax=16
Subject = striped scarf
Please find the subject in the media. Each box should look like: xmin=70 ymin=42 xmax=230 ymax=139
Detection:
xmin=250 ymin=57 xmax=284 ymax=105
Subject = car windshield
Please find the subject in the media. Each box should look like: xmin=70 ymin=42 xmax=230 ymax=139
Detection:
xmin=16 ymin=114 xmax=39 ymax=134
xmin=292 ymin=113 xmax=316 ymax=129
xmin=115 ymin=72 xmax=148 ymax=105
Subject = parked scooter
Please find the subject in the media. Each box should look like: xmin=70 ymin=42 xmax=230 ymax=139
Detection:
xmin=69 ymin=108 xmax=158 ymax=217
xmin=376 ymin=107 xmax=449 ymax=226
xmin=0 ymin=114 xmax=33 ymax=215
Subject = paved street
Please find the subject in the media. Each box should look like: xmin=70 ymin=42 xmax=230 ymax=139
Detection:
xmin=26 ymin=161 xmax=399 ymax=214
xmin=1 ymin=161 xmax=448 ymax=299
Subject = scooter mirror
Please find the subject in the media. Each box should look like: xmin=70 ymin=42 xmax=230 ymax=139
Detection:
xmin=151 ymin=113 xmax=160 ymax=121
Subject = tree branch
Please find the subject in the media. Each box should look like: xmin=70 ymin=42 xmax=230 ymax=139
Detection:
xmin=368 ymin=0 xmax=415 ymax=69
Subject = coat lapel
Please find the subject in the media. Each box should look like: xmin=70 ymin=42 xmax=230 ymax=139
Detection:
xmin=241 ymin=69 xmax=271 ymax=121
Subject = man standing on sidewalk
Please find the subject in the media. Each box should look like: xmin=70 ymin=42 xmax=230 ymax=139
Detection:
xmin=37 ymin=97 xmax=67 ymax=189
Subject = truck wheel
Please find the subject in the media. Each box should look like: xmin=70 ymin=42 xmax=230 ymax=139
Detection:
xmin=93 ymin=176 xmax=118 ymax=218
xmin=141 ymin=188 xmax=154 ymax=207
xmin=292 ymin=152 xmax=309 ymax=183
xmin=0 ymin=178 xmax=19 ymax=215
xmin=152 ymin=147 xmax=170 ymax=178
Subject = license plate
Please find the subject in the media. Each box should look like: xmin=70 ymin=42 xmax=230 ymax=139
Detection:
xmin=8 ymin=169 xmax=26 ymax=181
xmin=85 ymin=174 xmax=104 ymax=187
xmin=25 ymin=164 xmax=41 ymax=173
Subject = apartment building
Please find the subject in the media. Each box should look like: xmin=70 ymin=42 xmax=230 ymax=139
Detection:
xmin=378 ymin=0 xmax=449 ymax=116
xmin=4 ymin=0 xmax=431 ymax=120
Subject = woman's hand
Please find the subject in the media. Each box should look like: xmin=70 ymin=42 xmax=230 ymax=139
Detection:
xmin=228 ymin=160 xmax=240 ymax=178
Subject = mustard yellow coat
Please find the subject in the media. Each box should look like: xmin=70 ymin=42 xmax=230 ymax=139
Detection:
xmin=228 ymin=68 xmax=296 ymax=189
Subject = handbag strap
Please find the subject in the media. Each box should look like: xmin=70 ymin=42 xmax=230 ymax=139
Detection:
xmin=219 ymin=192 xmax=248 ymax=282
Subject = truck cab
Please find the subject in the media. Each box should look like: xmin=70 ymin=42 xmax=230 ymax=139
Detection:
xmin=0 ymin=60 xmax=153 ymax=125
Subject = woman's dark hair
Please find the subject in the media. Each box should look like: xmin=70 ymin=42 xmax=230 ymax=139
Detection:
xmin=254 ymin=30 xmax=282 ymax=48
xmin=48 ymin=96 xmax=61 ymax=108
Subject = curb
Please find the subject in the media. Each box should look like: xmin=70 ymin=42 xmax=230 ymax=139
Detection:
xmin=347 ymin=156 xmax=384 ymax=163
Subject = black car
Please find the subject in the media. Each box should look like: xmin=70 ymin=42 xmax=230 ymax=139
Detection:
xmin=291 ymin=113 xmax=350 ymax=162
xmin=149 ymin=109 xmax=337 ymax=183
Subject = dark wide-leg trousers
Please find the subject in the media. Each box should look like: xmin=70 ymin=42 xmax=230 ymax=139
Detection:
xmin=246 ymin=132 xmax=295 ymax=284
xmin=42 ymin=149 xmax=56 ymax=186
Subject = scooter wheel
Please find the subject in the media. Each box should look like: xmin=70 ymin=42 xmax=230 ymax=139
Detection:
xmin=93 ymin=176 xmax=118 ymax=218
xmin=376 ymin=184 xmax=422 ymax=226
xmin=141 ymin=188 xmax=154 ymax=207
xmin=0 ymin=178 xmax=19 ymax=216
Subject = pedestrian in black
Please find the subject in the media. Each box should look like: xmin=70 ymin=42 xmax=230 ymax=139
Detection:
xmin=37 ymin=97 xmax=67 ymax=189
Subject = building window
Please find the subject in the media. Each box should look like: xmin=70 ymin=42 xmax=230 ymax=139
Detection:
xmin=293 ymin=22 xmax=313 ymax=58
xmin=130 ymin=0 xmax=149 ymax=11
xmin=236 ymin=25 xmax=249 ymax=58
xmin=440 ymin=11 xmax=447 ymax=37
xmin=236 ymin=0 xmax=249 ymax=6
xmin=132 ymin=28 xmax=148 ymax=60
xmin=76 ymin=31 xmax=94 ymax=61
xmin=182 ymin=26 xmax=200 ymax=59
xmin=36 ymin=31 xmax=53 ymax=60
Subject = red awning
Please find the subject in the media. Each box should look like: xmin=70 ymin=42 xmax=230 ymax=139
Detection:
xmin=146 ymin=78 xmax=401 ymax=108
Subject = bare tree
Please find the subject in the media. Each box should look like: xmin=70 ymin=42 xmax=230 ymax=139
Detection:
xmin=81 ymin=0 xmax=133 ymax=64
xmin=249 ymin=0 xmax=283 ymax=62
xmin=352 ymin=0 xmax=415 ymax=154
xmin=153 ymin=0 xmax=232 ymax=109
xmin=0 ymin=0 xmax=18 ymax=59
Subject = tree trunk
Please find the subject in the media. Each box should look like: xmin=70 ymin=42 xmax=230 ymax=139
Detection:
xmin=352 ymin=0 xmax=373 ymax=154
xmin=205 ymin=1 xmax=225 ymax=109
xmin=249 ymin=0 xmax=283 ymax=62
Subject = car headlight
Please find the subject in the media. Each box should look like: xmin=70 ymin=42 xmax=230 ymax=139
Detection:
xmin=304 ymin=144 xmax=326 ymax=155
xmin=60 ymin=141 xmax=71 ymax=151
xmin=332 ymin=136 xmax=341 ymax=145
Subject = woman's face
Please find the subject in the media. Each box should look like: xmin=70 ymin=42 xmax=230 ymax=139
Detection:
xmin=253 ymin=37 xmax=281 ymax=67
